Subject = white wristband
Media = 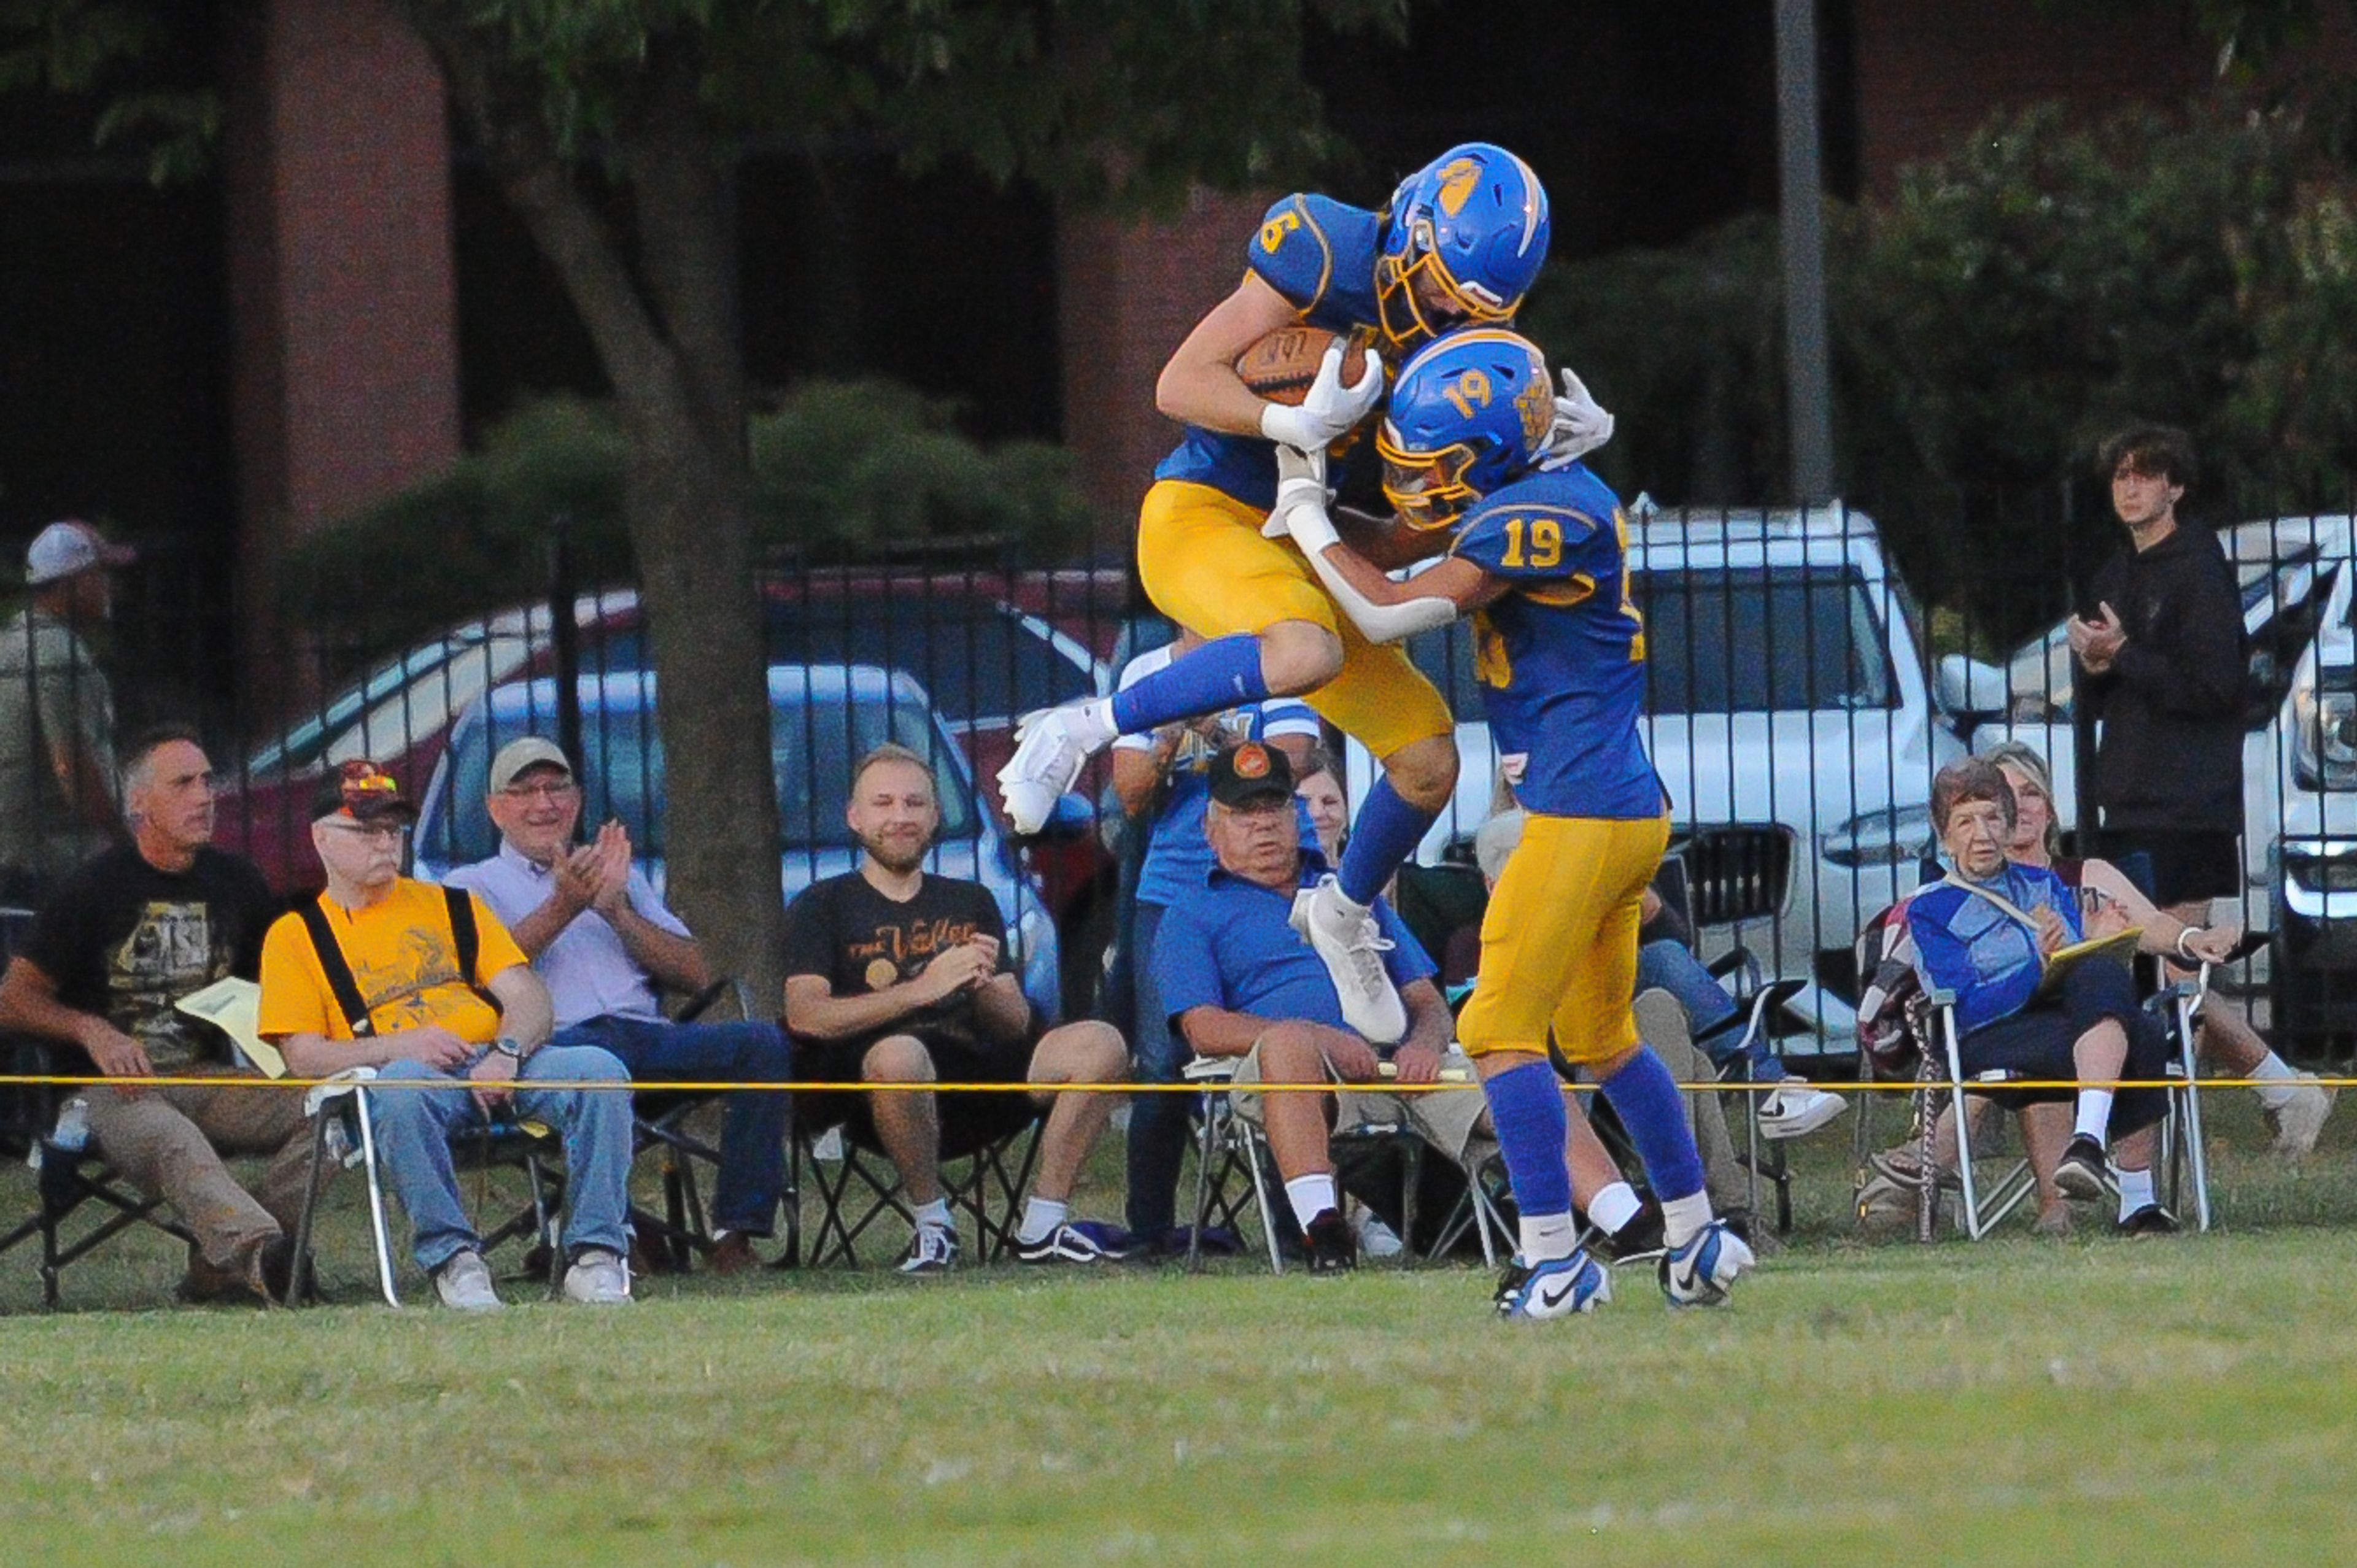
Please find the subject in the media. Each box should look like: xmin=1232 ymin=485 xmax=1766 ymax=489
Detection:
xmin=2176 ymin=925 xmax=2202 ymax=962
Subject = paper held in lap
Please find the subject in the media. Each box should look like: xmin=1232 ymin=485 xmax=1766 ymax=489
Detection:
xmin=172 ymin=976 xmax=281 ymax=1078
xmin=2034 ymin=929 xmax=2143 ymax=1000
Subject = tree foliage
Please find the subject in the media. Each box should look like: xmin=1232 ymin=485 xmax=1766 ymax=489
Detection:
xmin=1535 ymin=98 xmax=2357 ymax=649
xmin=284 ymin=382 xmax=1095 ymax=642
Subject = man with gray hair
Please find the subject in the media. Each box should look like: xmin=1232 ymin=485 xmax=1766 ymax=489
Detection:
xmin=0 ymin=724 xmax=320 ymax=1303
xmin=445 ymin=736 xmax=794 ymax=1273
xmin=0 ymin=520 xmax=134 ymax=902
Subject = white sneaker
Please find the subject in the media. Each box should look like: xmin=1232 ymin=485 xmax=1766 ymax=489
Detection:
xmin=996 ymin=701 xmax=1115 ymax=834
xmin=561 ymin=1246 xmax=633 ymax=1305
xmin=1757 ymin=1080 xmax=1848 ymax=1141
xmin=1289 ymin=875 xmax=1406 ymax=1044
xmin=1348 ymin=1199 xmax=1406 ymax=1259
xmin=2266 ymin=1076 xmax=2337 ymax=1157
xmin=433 ymin=1249 xmax=504 ymax=1312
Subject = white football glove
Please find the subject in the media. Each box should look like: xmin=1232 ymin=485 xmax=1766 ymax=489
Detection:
xmin=1269 ymin=444 xmax=1341 ymax=554
xmin=1538 ymin=367 xmax=1615 ymax=469
xmin=1259 ymin=339 xmax=1384 ymax=453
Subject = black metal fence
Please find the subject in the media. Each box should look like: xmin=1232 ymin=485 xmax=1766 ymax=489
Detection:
xmin=32 ymin=497 xmax=2357 ymax=1061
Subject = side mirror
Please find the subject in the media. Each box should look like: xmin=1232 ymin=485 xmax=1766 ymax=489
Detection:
xmin=1934 ymin=653 xmax=2009 ymax=720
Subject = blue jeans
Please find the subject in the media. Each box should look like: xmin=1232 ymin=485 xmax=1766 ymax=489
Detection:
xmin=369 ymin=1044 xmax=634 ymax=1273
xmin=554 ymin=1014 xmax=792 ymax=1237
xmin=1635 ymin=939 xmax=1788 ymax=1082
xmin=1126 ymin=902 xmax=1190 ymax=1238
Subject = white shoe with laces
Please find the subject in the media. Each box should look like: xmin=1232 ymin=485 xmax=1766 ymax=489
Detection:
xmin=1290 ymin=875 xmax=1407 ymax=1044
xmin=433 ymin=1249 xmax=504 ymax=1313
xmin=2266 ymin=1077 xmax=2336 ymax=1157
xmin=1348 ymin=1199 xmax=1406 ymax=1260
xmin=997 ymin=701 xmax=1116 ymax=834
xmin=1757 ymin=1080 xmax=1848 ymax=1141
xmin=562 ymin=1246 xmax=633 ymax=1305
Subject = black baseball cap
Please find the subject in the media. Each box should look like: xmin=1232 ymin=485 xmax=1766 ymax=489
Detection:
xmin=1206 ymin=740 xmax=1296 ymax=808
xmin=311 ymin=759 xmax=419 ymax=825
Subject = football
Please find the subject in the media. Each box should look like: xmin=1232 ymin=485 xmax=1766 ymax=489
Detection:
xmin=1235 ymin=326 xmax=1373 ymax=406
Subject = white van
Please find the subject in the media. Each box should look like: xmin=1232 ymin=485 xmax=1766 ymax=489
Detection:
xmin=1349 ymin=500 xmax=1961 ymax=1049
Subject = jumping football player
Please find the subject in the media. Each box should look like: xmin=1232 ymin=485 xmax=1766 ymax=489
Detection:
xmin=999 ymin=142 xmax=1608 ymax=1043
xmin=1266 ymin=326 xmax=1752 ymax=1318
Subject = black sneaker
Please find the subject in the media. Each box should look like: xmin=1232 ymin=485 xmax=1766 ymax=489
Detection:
xmin=2116 ymin=1204 xmax=2181 ymax=1238
xmin=1590 ymin=1202 xmax=1666 ymax=1262
xmin=2053 ymin=1135 xmax=2109 ymax=1202
xmin=899 ymin=1224 xmax=960 ymax=1275
xmin=1302 ymin=1208 xmax=1357 ymax=1274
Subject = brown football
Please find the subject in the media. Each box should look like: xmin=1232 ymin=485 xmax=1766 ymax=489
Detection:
xmin=1235 ymin=326 xmax=1373 ymax=406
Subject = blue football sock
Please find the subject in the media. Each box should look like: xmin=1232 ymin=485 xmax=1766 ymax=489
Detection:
xmin=1336 ymin=774 xmax=1438 ymax=905
xmin=1482 ymin=1060 xmax=1574 ymax=1220
xmin=1108 ymin=634 xmax=1270 ymax=733
xmin=1598 ymin=1047 xmax=1707 ymax=1203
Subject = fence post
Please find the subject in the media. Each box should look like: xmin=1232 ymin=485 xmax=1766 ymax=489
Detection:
xmin=548 ymin=512 xmax=582 ymax=768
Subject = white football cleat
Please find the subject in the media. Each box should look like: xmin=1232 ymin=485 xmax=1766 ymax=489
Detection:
xmin=1658 ymin=1219 xmax=1754 ymax=1308
xmin=996 ymin=701 xmax=1115 ymax=834
xmin=1290 ymin=875 xmax=1406 ymax=1044
xmin=1495 ymin=1249 xmax=1612 ymax=1321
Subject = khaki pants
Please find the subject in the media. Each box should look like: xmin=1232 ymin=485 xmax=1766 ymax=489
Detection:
xmin=84 ymin=1068 xmax=328 ymax=1272
xmin=1630 ymin=989 xmax=1747 ymax=1214
xmin=1229 ymin=1038 xmax=1490 ymax=1166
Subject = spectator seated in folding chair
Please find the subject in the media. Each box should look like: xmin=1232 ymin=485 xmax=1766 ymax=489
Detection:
xmin=445 ymin=736 xmax=792 ymax=1275
xmin=1905 ymin=758 xmax=2178 ymax=1238
xmin=0 ymin=726 xmax=325 ymax=1306
xmin=1983 ymin=740 xmax=2332 ymax=1157
xmin=258 ymin=759 xmax=637 ymax=1310
xmin=783 ymin=743 xmax=1126 ymax=1273
xmin=1155 ymin=741 xmax=1616 ymax=1274
xmin=1104 ymin=633 xmax=1322 ymax=1261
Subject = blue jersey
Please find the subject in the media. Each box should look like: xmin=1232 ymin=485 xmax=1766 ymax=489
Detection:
xmin=1153 ymin=193 xmax=1385 ymax=508
xmin=1113 ymin=644 xmax=1323 ymax=908
xmin=1449 ymin=464 xmax=1665 ymax=820
xmin=1908 ymin=865 xmax=2083 ymax=1035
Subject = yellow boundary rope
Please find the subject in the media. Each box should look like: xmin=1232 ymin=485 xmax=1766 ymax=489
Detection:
xmin=1 ymin=1074 xmax=2348 ymax=1094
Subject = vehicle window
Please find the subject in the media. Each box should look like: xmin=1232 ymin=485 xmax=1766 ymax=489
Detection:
xmin=1639 ymin=566 xmax=1896 ymax=714
xmin=596 ymin=603 xmax=1093 ymax=725
xmin=429 ymin=684 xmax=974 ymax=867
xmin=247 ymin=636 xmax=486 ymax=773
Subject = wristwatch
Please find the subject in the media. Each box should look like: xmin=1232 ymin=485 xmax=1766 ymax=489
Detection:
xmin=492 ymin=1037 xmax=525 ymax=1062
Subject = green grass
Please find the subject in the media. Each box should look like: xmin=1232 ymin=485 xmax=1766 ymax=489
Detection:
xmin=4 ymin=1091 xmax=2356 ymax=1566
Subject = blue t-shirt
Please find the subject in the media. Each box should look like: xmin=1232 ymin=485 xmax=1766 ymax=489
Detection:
xmin=1114 ymin=645 xmax=1323 ymax=908
xmin=1153 ymin=856 xmax=1435 ymax=1036
xmin=1153 ymin=192 xmax=1387 ymax=509
xmin=1907 ymin=863 xmax=2084 ymax=1035
xmin=1449 ymin=463 xmax=1665 ymax=820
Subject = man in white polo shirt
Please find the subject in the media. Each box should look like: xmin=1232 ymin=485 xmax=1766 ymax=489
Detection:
xmin=444 ymin=737 xmax=792 ymax=1273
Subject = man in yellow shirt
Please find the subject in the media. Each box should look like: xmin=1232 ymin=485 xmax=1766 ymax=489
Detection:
xmin=257 ymin=760 xmax=634 ymax=1310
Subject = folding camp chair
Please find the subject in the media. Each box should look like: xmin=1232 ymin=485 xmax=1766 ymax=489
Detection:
xmin=1914 ymin=987 xmax=2042 ymax=1241
xmin=799 ymin=1118 xmax=1042 ymax=1267
xmin=1182 ymin=1055 xmax=1512 ymax=1273
xmin=0 ymin=1046 xmax=196 ymax=1307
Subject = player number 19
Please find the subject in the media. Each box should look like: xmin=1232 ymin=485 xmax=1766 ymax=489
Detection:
xmin=1498 ymin=516 xmax=1562 ymax=570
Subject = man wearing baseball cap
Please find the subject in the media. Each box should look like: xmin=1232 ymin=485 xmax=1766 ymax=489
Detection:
xmin=445 ymin=736 xmax=792 ymax=1272
xmin=256 ymin=760 xmax=637 ymax=1310
xmin=0 ymin=520 xmax=136 ymax=901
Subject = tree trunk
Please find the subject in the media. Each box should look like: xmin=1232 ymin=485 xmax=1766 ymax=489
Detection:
xmin=406 ymin=8 xmax=786 ymax=1011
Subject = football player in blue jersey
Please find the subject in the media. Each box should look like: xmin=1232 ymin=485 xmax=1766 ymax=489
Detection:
xmin=999 ymin=144 xmax=1609 ymax=1043
xmin=1265 ymin=326 xmax=1752 ymax=1319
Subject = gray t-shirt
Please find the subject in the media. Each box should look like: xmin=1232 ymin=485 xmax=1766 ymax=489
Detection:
xmin=0 ymin=608 xmax=117 ymax=882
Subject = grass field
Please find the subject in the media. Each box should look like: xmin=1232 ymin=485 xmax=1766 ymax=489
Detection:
xmin=4 ymin=1091 xmax=2356 ymax=1566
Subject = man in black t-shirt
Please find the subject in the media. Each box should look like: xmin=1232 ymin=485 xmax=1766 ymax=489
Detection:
xmin=783 ymin=743 xmax=1128 ymax=1272
xmin=0 ymin=725 xmax=322 ymax=1303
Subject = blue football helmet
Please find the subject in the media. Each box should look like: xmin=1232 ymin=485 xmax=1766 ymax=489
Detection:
xmin=1376 ymin=328 xmax=1555 ymax=531
xmin=1374 ymin=143 xmax=1552 ymax=351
